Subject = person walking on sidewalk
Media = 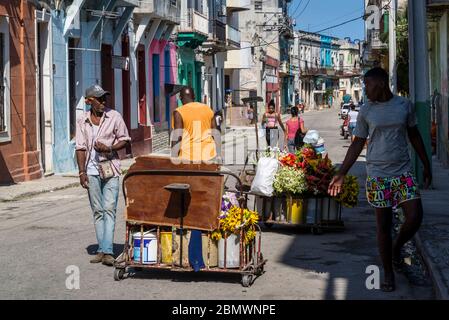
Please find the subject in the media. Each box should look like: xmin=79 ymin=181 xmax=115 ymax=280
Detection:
xmin=262 ymin=99 xmax=285 ymax=148
xmin=328 ymin=67 xmax=432 ymax=292
xmin=171 ymin=87 xmax=218 ymax=163
xmin=76 ymin=84 xmax=131 ymax=266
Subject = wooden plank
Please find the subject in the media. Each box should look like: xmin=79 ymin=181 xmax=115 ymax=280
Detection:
xmin=124 ymin=156 xmax=223 ymax=231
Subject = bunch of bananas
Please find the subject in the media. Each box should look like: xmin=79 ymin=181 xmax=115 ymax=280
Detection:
xmin=334 ymin=175 xmax=360 ymax=208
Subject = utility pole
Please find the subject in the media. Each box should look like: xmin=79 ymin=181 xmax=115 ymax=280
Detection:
xmin=389 ymin=0 xmax=397 ymax=94
xmin=408 ymin=0 xmax=432 ymax=185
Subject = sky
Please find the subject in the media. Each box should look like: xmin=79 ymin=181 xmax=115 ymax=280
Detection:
xmin=288 ymin=0 xmax=365 ymax=41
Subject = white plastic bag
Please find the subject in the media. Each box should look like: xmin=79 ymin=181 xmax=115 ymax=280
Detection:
xmin=250 ymin=157 xmax=279 ymax=197
xmin=303 ymin=130 xmax=320 ymax=145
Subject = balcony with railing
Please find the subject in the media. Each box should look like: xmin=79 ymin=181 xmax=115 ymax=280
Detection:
xmin=134 ymin=0 xmax=180 ymax=24
xmin=227 ymin=0 xmax=251 ymax=12
xmin=176 ymin=8 xmax=209 ymax=48
xmin=179 ymin=8 xmax=209 ymax=36
xmin=211 ymin=19 xmax=226 ymax=43
xmin=226 ymin=25 xmax=241 ymax=48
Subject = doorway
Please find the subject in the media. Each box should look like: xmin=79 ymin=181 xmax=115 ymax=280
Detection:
xmin=37 ymin=21 xmax=53 ymax=174
xmin=138 ymin=44 xmax=146 ymax=125
xmin=101 ymin=44 xmax=115 ymax=108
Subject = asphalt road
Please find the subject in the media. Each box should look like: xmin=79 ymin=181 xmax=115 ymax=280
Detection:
xmin=0 ymin=108 xmax=434 ymax=300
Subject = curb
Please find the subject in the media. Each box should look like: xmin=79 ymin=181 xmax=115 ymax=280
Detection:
xmin=0 ymin=182 xmax=80 ymax=203
xmin=414 ymin=231 xmax=449 ymax=300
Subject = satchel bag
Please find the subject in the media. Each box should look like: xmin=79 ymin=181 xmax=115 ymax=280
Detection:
xmin=98 ymin=160 xmax=115 ymax=180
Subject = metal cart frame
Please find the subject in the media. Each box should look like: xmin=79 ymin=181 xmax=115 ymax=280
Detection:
xmin=246 ymin=193 xmax=345 ymax=235
xmin=113 ymin=169 xmax=267 ymax=287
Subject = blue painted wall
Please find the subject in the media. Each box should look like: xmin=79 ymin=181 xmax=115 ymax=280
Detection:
xmin=52 ymin=12 xmax=77 ymax=174
xmin=320 ymin=35 xmax=332 ymax=68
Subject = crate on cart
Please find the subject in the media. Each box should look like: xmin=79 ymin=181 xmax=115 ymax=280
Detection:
xmin=113 ymin=156 xmax=267 ymax=287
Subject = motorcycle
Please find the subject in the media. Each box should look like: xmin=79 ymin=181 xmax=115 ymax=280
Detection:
xmin=340 ymin=115 xmax=350 ymax=140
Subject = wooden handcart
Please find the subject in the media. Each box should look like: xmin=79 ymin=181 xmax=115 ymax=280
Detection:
xmin=113 ymin=156 xmax=266 ymax=287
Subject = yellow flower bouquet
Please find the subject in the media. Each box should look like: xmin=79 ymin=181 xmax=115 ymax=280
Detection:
xmin=334 ymin=175 xmax=359 ymax=208
xmin=212 ymin=205 xmax=259 ymax=244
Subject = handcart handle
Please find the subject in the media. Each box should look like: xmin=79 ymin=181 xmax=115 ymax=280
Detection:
xmin=122 ymin=169 xmax=244 ymax=205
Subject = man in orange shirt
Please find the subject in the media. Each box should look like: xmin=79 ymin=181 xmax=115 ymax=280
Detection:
xmin=171 ymin=87 xmax=219 ymax=164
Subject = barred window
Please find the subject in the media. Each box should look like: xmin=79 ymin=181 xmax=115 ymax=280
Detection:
xmin=255 ymin=1 xmax=263 ymax=11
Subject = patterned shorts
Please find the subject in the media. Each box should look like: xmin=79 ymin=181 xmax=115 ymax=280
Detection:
xmin=366 ymin=172 xmax=421 ymax=208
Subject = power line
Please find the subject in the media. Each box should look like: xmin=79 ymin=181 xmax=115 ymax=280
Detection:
xmin=290 ymin=0 xmax=303 ymax=18
xmin=230 ymin=0 xmax=397 ymax=53
xmin=293 ymin=0 xmax=311 ymax=20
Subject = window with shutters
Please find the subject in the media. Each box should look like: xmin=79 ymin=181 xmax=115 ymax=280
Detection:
xmin=0 ymin=17 xmax=11 ymax=142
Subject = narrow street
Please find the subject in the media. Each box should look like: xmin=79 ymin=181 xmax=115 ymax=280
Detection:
xmin=0 ymin=109 xmax=434 ymax=300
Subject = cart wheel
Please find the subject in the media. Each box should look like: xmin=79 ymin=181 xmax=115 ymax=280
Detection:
xmin=311 ymin=227 xmax=323 ymax=235
xmin=242 ymin=274 xmax=253 ymax=287
xmin=114 ymin=267 xmax=126 ymax=281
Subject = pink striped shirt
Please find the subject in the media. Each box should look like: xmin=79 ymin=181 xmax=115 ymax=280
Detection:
xmin=75 ymin=108 xmax=131 ymax=177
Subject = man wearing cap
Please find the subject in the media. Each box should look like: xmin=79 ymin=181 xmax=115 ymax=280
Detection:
xmin=75 ymin=84 xmax=131 ymax=266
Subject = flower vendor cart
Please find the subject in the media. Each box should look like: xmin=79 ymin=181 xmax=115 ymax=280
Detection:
xmin=247 ymin=144 xmax=359 ymax=234
xmin=113 ymin=155 xmax=267 ymax=287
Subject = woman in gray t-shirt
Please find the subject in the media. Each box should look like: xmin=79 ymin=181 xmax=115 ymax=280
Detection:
xmin=328 ymin=67 xmax=432 ymax=292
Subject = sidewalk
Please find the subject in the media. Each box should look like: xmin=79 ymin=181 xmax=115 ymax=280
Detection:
xmin=415 ymin=157 xmax=449 ymax=299
xmin=0 ymin=158 xmax=136 ymax=202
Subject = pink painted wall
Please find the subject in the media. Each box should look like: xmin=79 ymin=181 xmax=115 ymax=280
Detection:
xmin=148 ymin=39 xmax=178 ymax=126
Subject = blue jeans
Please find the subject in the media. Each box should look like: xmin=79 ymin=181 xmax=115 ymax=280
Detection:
xmin=287 ymin=138 xmax=296 ymax=153
xmin=87 ymin=175 xmax=120 ymax=255
xmin=349 ymin=123 xmax=356 ymax=136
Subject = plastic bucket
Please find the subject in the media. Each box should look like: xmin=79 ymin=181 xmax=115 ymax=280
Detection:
xmin=133 ymin=231 xmax=157 ymax=264
xmin=160 ymin=230 xmax=189 ymax=267
xmin=305 ymin=198 xmax=323 ymax=224
xmin=256 ymin=196 xmax=285 ymax=221
xmin=321 ymin=198 xmax=340 ymax=221
xmin=160 ymin=232 xmax=173 ymax=264
xmin=218 ymin=234 xmax=240 ymax=268
xmin=287 ymin=197 xmax=306 ymax=224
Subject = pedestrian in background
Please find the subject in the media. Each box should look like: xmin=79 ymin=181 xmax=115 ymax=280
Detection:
xmin=347 ymin=103 xmax=359 ymax=142
xmin=76 ymin=84 xmax=131 ymax=266
xmin=328 ymin=67 xmax=432 ymax=292
xmin=262 ymin=99 xmax=285 ymax=148
xmin=284 ymin=106 xmax=307 ymax=153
